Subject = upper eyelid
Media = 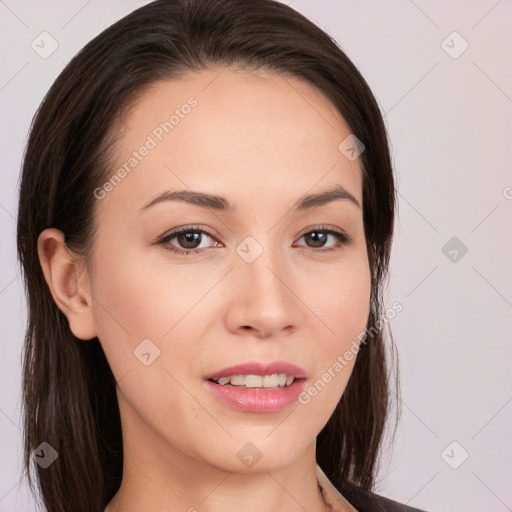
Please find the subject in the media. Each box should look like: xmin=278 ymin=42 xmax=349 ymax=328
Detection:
xmin=162 ymin=225 xmax=220 ymax=242
xmin=296 ymin=224 xmax=347 ymax=237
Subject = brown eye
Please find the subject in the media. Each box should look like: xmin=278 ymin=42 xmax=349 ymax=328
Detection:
xmin=175 ymin=231 xmax=203 ymax=249
xmin=158 ymin=227 xmax=220 ymax=256
xmin=295 ymin=227 xmax=352 ymax=251
xmin=303 ymin=231 xmax=329 ymax=248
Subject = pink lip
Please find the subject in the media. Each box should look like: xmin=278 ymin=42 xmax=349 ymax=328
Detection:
xmin=204 ymin=361 xmax=308 ymax=380
xmin=204 ymin=379 xmax=307 ymax=413
xmin=203 ymin=361 xmax=308 ymax=413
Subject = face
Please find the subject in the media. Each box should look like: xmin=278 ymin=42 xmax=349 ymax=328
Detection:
xmin=84 ymin=67 xmax=371 ymax=473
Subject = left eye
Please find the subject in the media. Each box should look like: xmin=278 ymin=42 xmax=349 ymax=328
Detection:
xmin=295 ymin=228 xmax=351 ymax=250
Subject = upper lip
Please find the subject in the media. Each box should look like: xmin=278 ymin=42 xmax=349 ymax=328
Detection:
xmin=205 ymin=361 xmax=307 ymax=380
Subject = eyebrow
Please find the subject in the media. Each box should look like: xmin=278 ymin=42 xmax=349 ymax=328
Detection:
xmin=137 ymin=183 xmax=360 ymax=214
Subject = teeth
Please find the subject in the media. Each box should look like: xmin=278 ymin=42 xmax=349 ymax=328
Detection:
xmin=213 ymin=373 xmax=295 ymax=388
xmin=262 ymin=374 xmax=279 ymax=387
xmin=229 ymin=375 xmax=246 ymax=386
xmin=245 ymin=375 xmax=262 ymax=388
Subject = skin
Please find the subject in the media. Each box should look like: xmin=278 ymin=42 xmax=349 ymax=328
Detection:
xmin=38 ymin=67 xmax=369 ymax=512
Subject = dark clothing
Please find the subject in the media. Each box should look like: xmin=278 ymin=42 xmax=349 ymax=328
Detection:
xmin=342 ymin=481 xmax=429 ymax=512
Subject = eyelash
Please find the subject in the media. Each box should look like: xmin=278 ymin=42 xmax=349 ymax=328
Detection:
xmin=155 ymin=224 xmax=353 ymax=256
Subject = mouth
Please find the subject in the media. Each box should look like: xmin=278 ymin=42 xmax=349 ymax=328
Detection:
xmin=203 ymin=361 xmax=307 ymax=413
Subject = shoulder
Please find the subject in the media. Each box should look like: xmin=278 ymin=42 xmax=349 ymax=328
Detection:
xmin=315 ymin=464 xmax=430 ymax=512
xmin=341 ymin=481 xmax=429 ymax=512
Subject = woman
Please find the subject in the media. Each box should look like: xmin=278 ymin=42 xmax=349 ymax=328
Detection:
xmin=16 ymin=0 xmax=428 ymax=511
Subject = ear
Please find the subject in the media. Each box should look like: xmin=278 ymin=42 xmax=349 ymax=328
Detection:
xmin=37 ymin=228 xmax=97 ymax=340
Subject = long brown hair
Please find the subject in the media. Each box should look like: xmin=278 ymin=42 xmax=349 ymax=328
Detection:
xmin=16 ymin=1 xmax=398 ymax=510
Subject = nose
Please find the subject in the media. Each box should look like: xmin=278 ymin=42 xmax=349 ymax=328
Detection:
xmin=224 ymin=242 xmax=302 ymax=338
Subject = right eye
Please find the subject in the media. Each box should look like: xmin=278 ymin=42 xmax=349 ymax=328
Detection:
xmin=157 ymin=226 xmax=222 ymax=256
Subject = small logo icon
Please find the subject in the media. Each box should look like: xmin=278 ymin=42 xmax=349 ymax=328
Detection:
xmin=134 ymin=338 xmax=161 ymax=366
xmin=441 ymin=31 xmax=469 ymax=59
xmin=31 ymin=442 xmax=58 ymax=469
xmin=441 ymin=441 xmax=469 ymax=469
xmin=441 ymin=236 xmax=468 ymax=263
xmin=31 ymin=31 xmax=59 ymax=59
xmin=237 ymin=442 xmax=263 ymax=468
xmin=236 ymin=236 xmax=264 ymax=263
xmin=338 ymin=134 xmax=365 ymax=161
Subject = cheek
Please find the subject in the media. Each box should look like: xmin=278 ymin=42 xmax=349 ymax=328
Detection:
xmin=87 ymin=246 xmax=175 ymax=377
xmin=298 ymin=252 xmax=371 ymax=411
xmin=87 ymin=248 xmax=207 ymax=448
xmin=87 ymin=241 xmax=218 ymax=392
xmin=308 ymin=250 xmax=371 ymax=348
xmin=90 ymin=245 xmax=216 ymax=337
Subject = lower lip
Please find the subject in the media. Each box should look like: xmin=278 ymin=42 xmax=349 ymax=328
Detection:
xmin=204 ymin=378 xmax=307 ymax=413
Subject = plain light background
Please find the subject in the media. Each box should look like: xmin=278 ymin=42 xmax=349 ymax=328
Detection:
xmin=1 ymin=1 xmax=511 ymax=511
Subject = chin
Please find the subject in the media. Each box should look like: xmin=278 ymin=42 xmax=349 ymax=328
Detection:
xmin=202 ymin=431 xmax=312 ymax=474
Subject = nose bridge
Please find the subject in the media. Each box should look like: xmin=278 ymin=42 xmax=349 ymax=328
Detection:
xmin=243 ymin=243 xmax=284 ymax=296
xmin=229 ymin=234 xmax=299 ymax=335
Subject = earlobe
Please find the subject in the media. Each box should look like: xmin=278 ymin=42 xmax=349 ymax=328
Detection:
xmin=37 ymin=228 xmax=97 ymax=340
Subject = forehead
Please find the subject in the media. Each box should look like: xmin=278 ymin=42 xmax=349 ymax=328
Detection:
xmin=101 ymin=67 xmax=363 ymax=215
